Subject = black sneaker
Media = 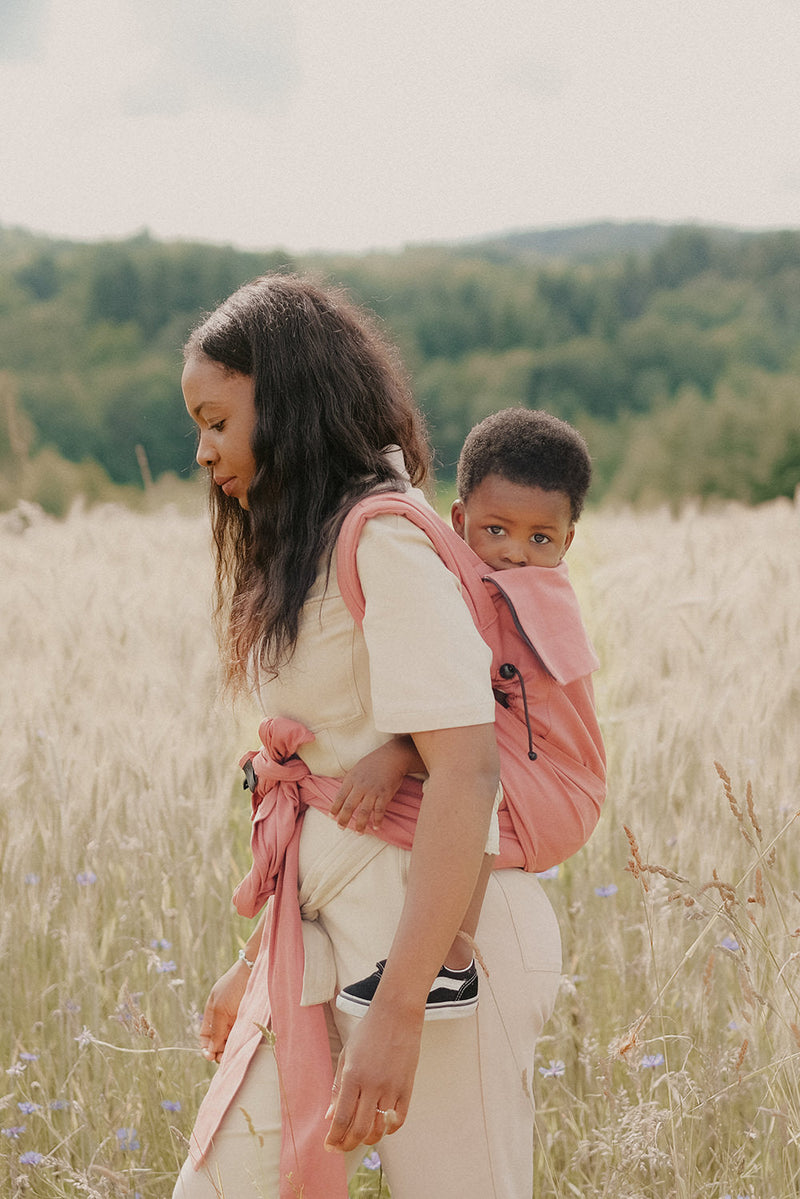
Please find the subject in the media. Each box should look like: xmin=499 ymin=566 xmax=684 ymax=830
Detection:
xmin=335 ymin=959 xmax=479 ymax=1021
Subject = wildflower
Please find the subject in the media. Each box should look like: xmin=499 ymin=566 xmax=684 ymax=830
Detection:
xmin=157 ymin=960 xmax=177 ymax=973
xmin=116 ymin=1127 xmax=141 ymax=1151
xmin=19 ymin=1151 xmax=44 ymax=1165
xmin=537 ymin=865 xmax=560 ymax=880
xmin=17 ymin=1102 xmax=42 ymax=1114
xmin=24 ymin=873 xmax=40 ymax=885
xmin=363 ymin=1150 xmax=382 ymax=1170
xmin=20 ymin=1052 xmax=39 ymax=1061
xmin=641 ymin=1053 xmax=665 ymax=1068
xmin=75 ymin=1026 xmax=95 ymax=1048
xmin=150 ymin=938 xmax=172 ymax=951
xmin=594 ymin=883 xmax=618 ymax=897
xmin=161 ymin=1100 xmax=181 ymax=1112
xmin=1 ymin=1126 xmax=26 ymax=1138
xmin=538 ymin=1059 xmax=566 ymax=1078
xmin=76 ymin=870 xmax=97 ymax=886
xmin=6 ymin=1062 xmax=26 ymax=1076
xmin=720 ymin=935 xmax=740 ymax=952
xmin=49 ymin=1100 xmax=69 ymax=1111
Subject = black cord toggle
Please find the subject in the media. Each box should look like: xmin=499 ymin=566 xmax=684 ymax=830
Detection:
xmin=498 ymin=663 xmax=538 ymax=760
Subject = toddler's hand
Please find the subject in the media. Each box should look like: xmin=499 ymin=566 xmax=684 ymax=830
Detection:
xmin=330 ymin=740 xmax=413 ymax=833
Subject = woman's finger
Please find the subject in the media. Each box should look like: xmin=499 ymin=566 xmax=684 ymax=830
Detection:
xmin=199 ymin=1006 xmax=227 ymax=1062
xmin=362 ymin=1102 xmax=401 ymax=1145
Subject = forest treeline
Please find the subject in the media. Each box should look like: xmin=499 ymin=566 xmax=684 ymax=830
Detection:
xmin=1 ymin=221 xmax=799 ymax=514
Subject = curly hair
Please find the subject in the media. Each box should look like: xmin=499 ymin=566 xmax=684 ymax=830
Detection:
xmin=456 ymin=407 xmax=592 ymax=522
xmin=184 ymin=273 xmax=432 ymax=690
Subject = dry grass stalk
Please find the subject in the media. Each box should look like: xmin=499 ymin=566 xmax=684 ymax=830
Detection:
xmin=714 ymin=760 xmax=756 ymax=849
xmin=698 ymin=869 xmax=737 ymax=914
xmin=734 ymin=1038 xmax=749 ymax=1080
xmin=745 ymin=781 xmax=763 ymax=843
xmin=4 ymin=498 xmax=800 ymax=1198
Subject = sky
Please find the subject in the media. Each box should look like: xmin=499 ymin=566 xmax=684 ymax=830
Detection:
xmin=2 ymin=0 xmax=800 ymax=254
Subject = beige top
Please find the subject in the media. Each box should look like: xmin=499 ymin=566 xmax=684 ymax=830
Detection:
xmin=256 ymin=490 xmax=495 ymax=779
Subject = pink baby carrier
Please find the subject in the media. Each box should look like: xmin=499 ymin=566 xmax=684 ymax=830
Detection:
xmin=336 ymin=491 xmax=606 ymax=872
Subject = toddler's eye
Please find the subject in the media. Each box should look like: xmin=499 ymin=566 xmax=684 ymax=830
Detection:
xmin=211 ymin=420 xmax=225 ymax=432
xmin=532 ymin=533 xmax=550 ymax=544
xmin=486 ymin=525 xmax=504 ymax=536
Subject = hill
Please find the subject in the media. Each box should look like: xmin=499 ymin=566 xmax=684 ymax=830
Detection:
xmin=1 ymin=220 xmax=799 ymax=513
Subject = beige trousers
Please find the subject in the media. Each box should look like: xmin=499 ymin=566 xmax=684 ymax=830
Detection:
xmin=174 ymin=810 xmax=562 ymax=1199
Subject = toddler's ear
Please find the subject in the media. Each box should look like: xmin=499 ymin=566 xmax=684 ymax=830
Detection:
xmin=451 ymin=499 xmax=466 ymax=540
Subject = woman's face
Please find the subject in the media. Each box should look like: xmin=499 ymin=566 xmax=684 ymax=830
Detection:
xmin=183 ymin=353 xmax=258 ymax=509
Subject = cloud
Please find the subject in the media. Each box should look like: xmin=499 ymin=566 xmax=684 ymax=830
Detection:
xmin=0 ymin=0 xmax=50 ymax=61
xmin=1 ymin=0 xmax=799 ymax=251
xmin=117 ymin=0 xmax=298 ymax=117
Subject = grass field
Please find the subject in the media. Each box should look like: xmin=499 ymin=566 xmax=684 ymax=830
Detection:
xmin=1 ymin=495 xmax=798 ymax=1198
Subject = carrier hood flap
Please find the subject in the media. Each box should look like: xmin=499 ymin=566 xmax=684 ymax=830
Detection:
xmin=483 ymin=561 xmax=600 ymax=685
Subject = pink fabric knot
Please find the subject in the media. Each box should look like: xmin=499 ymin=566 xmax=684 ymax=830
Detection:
xmin=232 ymin=717 xmax=317 ymax=919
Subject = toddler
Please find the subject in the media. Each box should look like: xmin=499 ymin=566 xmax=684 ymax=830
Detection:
xmin=334 ymin=407 xmax=592 ymax=1019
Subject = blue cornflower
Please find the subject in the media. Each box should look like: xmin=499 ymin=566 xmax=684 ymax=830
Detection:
xmin=720 ymin=935 xmax=740 ymax=952
xmin=537 ymin=865 xmax=560 ymax=880
xmin=594 ymin=883 xmax=618 ymax=898
xmin=538 ymin=1059 xmax=566 ymax=1078
xmin=19 ymin=1052 xmax=39 ymax=1062
xmin=17 ymin=1102 xmax=41 ymax=1114
xmin=161 ymin=1100 xmax=181 ymax=1112
xmin=49 ymin=1100 xmax=69 ymax=1111
xmin=363 ymin=1150 xmax=382 ymax=1170
xmin=1 ymin=1126 xmax=26 ymax=1138
xmin=20 ymin=1151 xmax=44 ymax=1165
xmin=150 ymin=938 xmax=172 ymax=951
xmin=641 ymin=1053 xmax=665 ymax=1068
xmin=24 ymin=873 xmax=40 ymax=885
xmin=76 ymin=870 xmax=97 ymax=886
xmin=116 ymin=1127 xmax=140 ymax=1151
xmin=157 ymin=960 xmax=177 ymax=973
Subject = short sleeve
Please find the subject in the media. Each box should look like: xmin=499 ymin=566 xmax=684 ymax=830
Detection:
xmin=355 ymin=512 xmax=495 ymax=733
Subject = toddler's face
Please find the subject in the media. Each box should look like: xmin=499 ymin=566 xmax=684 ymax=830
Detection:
xmin=451 ymin=474 xmax=574 ymax=572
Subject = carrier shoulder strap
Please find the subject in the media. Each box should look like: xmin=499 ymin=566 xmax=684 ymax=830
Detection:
xmin=335 ymin=490 xmax=484 ymax=625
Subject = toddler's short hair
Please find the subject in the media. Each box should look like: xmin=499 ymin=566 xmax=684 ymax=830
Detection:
xmin=456 ymin=408 xmax=592 ymax=522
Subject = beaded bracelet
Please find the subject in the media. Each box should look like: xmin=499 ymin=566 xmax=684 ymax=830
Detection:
xmin=238 ymin=949 xmax=255 ymax=969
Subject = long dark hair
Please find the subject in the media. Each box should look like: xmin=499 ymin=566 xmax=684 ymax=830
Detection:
xmin=184 ymin=274 xmax=432 ymax=691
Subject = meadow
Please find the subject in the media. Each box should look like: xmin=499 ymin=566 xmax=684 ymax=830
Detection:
xmin=1 ymin=495 xmax=798 ymax=1198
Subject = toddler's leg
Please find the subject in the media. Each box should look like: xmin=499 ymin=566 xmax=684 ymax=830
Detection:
xmin=444 ymin=853 xmax=494 ymax=970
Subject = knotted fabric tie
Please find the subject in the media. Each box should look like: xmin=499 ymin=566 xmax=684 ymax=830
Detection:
xmin=232 ymin=716 xmax=317 ymax=919
xmin=230 ymin=716 xmax=346 ymax=1199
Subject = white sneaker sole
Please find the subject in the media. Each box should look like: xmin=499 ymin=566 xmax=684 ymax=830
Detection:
xmin=335 ymin=993 xmax=478 ymax=1021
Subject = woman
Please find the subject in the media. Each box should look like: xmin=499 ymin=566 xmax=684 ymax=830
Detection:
xmin=173 ymin=275 xmax=562 ymax=1199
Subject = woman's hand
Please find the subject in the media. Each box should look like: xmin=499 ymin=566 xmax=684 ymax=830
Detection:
xmin=198 ymin=959 xmax=250 ymax=1063
xmin=324 ymin=1002 xmax=424 ymax=1152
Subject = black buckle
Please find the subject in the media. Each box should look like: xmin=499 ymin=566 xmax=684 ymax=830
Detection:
xmin=242 ymin=759 xmax=259 ymax=793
